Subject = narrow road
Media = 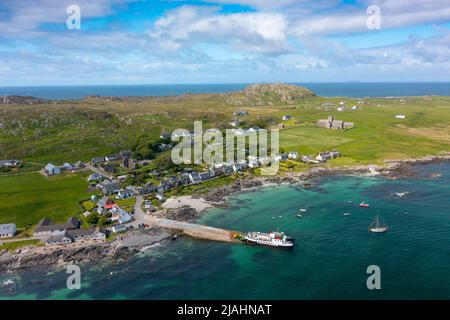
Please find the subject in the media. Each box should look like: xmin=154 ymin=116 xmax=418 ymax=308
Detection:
xmin=129 ymin=195 xmax=145 ymax=227
xmin=0 ymin=236 xmax=42 ymax=245
xmin=84 ymin=163 xmax=114 ymax=180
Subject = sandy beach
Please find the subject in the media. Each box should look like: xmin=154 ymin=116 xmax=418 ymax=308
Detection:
xmin=162 ymin=196 xmax=213 ymax=213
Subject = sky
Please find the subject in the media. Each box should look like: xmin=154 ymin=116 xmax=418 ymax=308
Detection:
xmin=0 ymin=0 xmax=450 ymax=86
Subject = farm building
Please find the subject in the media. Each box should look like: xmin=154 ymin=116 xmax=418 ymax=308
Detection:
xmin=44 ymin=163 xmax=61 ymax=175
xmin=317 ymin=116 xmax=354 ymax=130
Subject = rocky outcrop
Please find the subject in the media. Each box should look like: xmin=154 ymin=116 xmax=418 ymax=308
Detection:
xmin=164 ymin=206 xmax=199 ymax=221
xmin=0 ymin=95 xmax=48 ymax=105
xmin=0 ymin=228 xmax=172 ymax=275
xmin=226 ymin=83 xmax=316 ymax=106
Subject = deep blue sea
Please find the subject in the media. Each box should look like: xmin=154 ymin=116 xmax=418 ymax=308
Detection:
xmin=1 ymin=162 xmax=449 ymax=300
xmin=0 ymin=82 xmax=449 ymax=99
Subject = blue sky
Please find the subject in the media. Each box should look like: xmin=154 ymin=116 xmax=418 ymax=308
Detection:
xmin=0 ymin=0 xmax=450 ymax=86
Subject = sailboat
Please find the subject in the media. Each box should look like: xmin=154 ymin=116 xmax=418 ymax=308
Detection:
xmin=368 ymin=214 xmax=388 ymax=233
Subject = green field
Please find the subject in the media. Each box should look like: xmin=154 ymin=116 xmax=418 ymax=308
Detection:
xmin=278 ymin=96 xmax=450 ymax=166
xmin=0 ymin=239 xmax=43 ymax=251
xmin=0 ymin=172 xmax=90 ymax=227
xmin=0 ymin=86 xmax=449 ymax=228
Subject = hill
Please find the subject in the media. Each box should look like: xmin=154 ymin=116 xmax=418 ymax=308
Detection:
xmin=226 ymin=83 xmax=316 ymax=106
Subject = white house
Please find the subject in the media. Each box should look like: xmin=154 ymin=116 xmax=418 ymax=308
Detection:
xmin=44 ymin=163 xmax=61 ymax=175
xmin=110 ymin=206 xmax=132 ymax=224
xmin=395 ymin=114 xmax=406 ymax=119
xmin=0 ymin=223 xmax=16 ymax=238
xmin=229 ymin=120 xmax=240 ymax=127
xmin=112 ymin=224 xmax=127 ymax=233
xmin=288 ymin=151 xmax=299 ymax=160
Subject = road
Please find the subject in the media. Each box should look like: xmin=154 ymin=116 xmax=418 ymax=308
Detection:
xmin=83 ymin=163 xmax=114 ymax=180
xmin=128 ymin=195 xmax=146 ymax=227
xmin=0 ymin=236 xmax=42 ymax=245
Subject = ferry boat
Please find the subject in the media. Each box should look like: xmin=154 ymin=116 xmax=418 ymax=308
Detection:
xmin=245 ymin=231 xmax=295 ymax=248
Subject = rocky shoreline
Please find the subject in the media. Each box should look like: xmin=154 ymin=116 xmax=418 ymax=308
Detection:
xmin=195 ymin=152 xmax=450 ymax=206
xmin=1 ymin=153 xmax=448 ymax=276
xmin=0 ymin=228 xmax=173 ymax=275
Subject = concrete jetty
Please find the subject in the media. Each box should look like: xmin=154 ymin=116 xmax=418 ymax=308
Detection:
xmin=144 ymin=217 xmax=243 ymax=243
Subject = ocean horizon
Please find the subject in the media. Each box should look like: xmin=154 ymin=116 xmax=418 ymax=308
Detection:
xmin=1 ymin=82 xmax=449 ymax=100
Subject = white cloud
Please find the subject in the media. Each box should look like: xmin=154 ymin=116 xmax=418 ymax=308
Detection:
xmin=291 ymin=0 xmax=450 ymax=36
xmin=0 ymin=0 xmax=129 ymax=37
xmin=148 ymin=5 xmax=289 ymax=55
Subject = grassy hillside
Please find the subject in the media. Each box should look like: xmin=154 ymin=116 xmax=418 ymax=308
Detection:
xmin=1 ymin=93 xmax=449 ymax=165
xmin=0 ymin=172 xmax=89 ymax=228
xmin=0 ymin=85 xmax=449 ymax=228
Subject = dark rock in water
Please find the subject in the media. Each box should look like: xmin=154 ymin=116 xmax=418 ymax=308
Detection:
xmin=165 ymin=206 xmax=198 ymax=221
xmin=382 ymin=163 xmax=418 ymax=179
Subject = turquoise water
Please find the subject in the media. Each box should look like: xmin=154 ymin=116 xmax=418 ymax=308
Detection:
xmin=1 ymin=82 xmax=449 ymax=99
xmin=1 ymin=162 xmax=450 ymax=299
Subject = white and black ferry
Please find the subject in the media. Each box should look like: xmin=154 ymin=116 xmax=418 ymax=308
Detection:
xmin=245 ymin=231 xmax=295 ymax=248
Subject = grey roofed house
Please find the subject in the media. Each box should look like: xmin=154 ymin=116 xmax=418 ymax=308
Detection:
xmin=0 ymin=159 xmax=21 ymax=167
xmin=317 ymin=115 xmax=353 ymax=130
xmin=180 ymin=173 xmax=191 ymax=185
xmin=0 ymin=223 xmax=16 ymax=238
xmin=45 ymin=232 xmax=72 ymax=245
xmin=46 ymin=227 xmax=106 ymax=245
xmin=67 ymin=227 xmax=106 ymax=241
xmin=317 ymin=119 xmax=331 ymax=129
xmin=88 ymin=172 xmax=104 ymax=182
xmin=188 ymin=172 xmax=202 ymax=184
xmin=199 ymin=171 xmax=212 ymax=181
xmin=213 ymin=165 xmax=225 ymax=176
xmin=105 ymin=154 xmax=119 ymax=162
xmin=160 ymin=180 xmax=173 ymax=191
xmin=63 ymin=162 xmax=75 ymax=170
xmin=138 ymin=183 xmax=157 ymax=195
xmin=34 ymin=216 xmax=80 ymax=235
xmin=343 ymin=122 xmax=354 ymax=128
xmin=224 ymin=164 xmax=234 ymax=175
xmin=91 ymin=157 xmax=105 ymax=164
xmin=233 ymin=110 xmax=248 ymax=116
xmin=112 ymin=224 xmax=127 ymax=233
xmin=99 ymin=180 xmax=121 ymax=194
xmin=331 ymin=120 xmax=344 ymax=129
xmin=44 ymin=163 xmax=61 ymax=175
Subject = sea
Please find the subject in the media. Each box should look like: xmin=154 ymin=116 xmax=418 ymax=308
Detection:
xmin=1 ymin=161 xmax=450 ymax=300
xmin=0 ymin=82 xmax=449 ymax=99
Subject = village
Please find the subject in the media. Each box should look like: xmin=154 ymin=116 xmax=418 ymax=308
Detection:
xmin=0 ymin=101 xmax=414 ymax=250
xmin=0 ymin=120 xmax=344 ymax=249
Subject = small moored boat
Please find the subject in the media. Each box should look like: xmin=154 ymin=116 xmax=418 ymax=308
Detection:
xmin=368 ymin=214 xmax=388 ymax=233
xmin=296 ymin=214 xmax=303 ymax=218
xmin=359 ymin=202 xmax=370 ymax=207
